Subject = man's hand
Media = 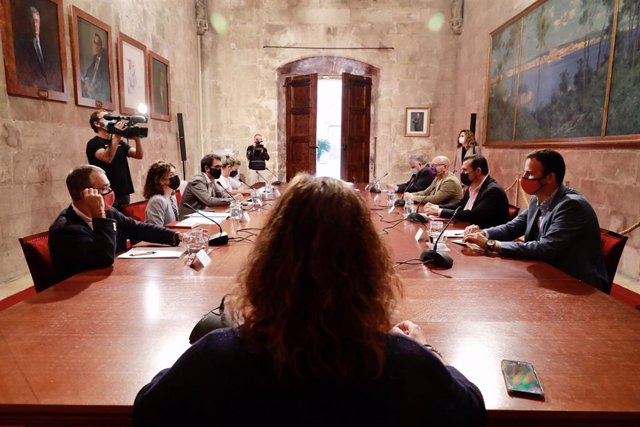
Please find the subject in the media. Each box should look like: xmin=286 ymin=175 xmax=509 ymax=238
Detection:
xmin=463 ymin=231 xmax=488 ymax=249
xmin=392 ymin=320 xmax=427 ymax=345
xmin=424 ymin=203 xmax=440 ymax=216
xmin=233 ymin=194 xmax=244 ymax=201
xmin=463 ymin=224 xmax=482 ymax=237
xmin=80 ymin=188 xmax=106 ymax=219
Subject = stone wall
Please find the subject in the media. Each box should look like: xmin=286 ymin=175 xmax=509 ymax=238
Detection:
xmin=455 ymin=0 xmax=640 ymax=283
xmin=0 ymin=0 xmax=201 ymax=283
xmin=200 ymin=0 xmax=459 ymax=183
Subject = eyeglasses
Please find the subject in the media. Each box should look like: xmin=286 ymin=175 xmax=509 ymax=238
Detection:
xmin=433 ymin=163 xmax=446 ymax=167
xmin=98 ymin=185 xmax=112 ymax=195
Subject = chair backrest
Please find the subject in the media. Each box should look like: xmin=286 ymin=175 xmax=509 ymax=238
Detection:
xmin=175 ymin=189 xmax=182 ymax=208
xmin=507 ymin=204 xmax=520 ymax=221
xmin=18 ymin=231 xmax=56 ymax=293
xmin=600 ymin=228 xmax=628 ymax=294
xmin=121 ymin=199 xmax=148 ymax=222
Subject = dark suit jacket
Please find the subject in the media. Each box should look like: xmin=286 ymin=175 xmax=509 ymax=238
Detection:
xmin=484 ymin=185 xmax=608 ymax=292
xmin=15 ymin=34 xmax=63 ymax=90
xmin=397 ymin=167 xmax=434 ymax=193
xmin=438 ymin=175 xmax=509 ymax=228
xmin=178 ymin=172 xmax=232 ymax=219
xmin=49 ymin=206 xmax=176 ymax=283
xmin=82 ymin=52 xmax=111 ymax=102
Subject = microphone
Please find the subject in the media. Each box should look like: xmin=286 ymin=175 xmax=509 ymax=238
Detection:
xmin=215 ymin=180 xmax=236 ymax=200
xmin=407 ymin=198 xmax=429 ymax=224
xmin=264 ymin=167 xmax=282 ymax=185
xmin=369 ymin=172 xmax=389 ymax=193
xmin=403 ymin=173 xmax=417 ymax=193
xmin=182 ymin=203 xmax=229 ymax=246
xmin=419 ymin=207 xmax=461 ymax=269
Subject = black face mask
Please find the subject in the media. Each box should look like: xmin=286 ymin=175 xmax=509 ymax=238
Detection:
xmin=460 ymin=172 xmax=472 ymax=186
xmin=230 ymin=170 xmax=238 ymax=178
xmin=210 ymin=167 xmax=222 ymax=179
xmin=168 ymin=175 xmax=181 ymax=190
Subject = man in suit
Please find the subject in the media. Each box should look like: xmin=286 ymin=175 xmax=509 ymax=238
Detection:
xmin=178 ymin=154 xmax=236 ymax=219
xmin=14 ymin=5 xmax=63 ymax=90
xmin=388 ymin=155 xmax=435 ymax=194
xmin=423 ymin=155 xmax=509 ymax=228
xmin=411 ymin=156 xmax=463 ymax=205
xmin=81 ymin=33 xmax=111 ymax=102
xmin=463 ymin=149 xmax=608 ymax=292
xmin=49 ymin=165 xmax=181 ymax=285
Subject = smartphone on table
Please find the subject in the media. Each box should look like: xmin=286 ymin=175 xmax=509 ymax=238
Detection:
xmin=501 ymin=360 xmax=544 ymax=398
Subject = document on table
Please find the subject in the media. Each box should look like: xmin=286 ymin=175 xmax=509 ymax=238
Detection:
xmin=174 ymin=211 xmax=229 ymax=227
xmin=118 ymin=247 xmax=186 ymax=259
xmin=442 ymin=229 xmax=465 ymax=238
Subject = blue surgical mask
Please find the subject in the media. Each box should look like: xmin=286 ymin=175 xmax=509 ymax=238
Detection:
xmin=411 ymin=168 xmax=418 ymax=175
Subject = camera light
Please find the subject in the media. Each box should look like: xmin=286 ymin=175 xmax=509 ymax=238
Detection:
xmin=137 ymin=103 xmax=148 ymax=114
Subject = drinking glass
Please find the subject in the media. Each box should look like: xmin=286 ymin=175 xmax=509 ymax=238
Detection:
xmin=386 ymin=190 xmax=395 ymax=206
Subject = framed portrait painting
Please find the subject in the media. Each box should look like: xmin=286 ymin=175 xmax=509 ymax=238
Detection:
xmin=148 ymin=51 xmax=171 ymax=121
xmin=1 ymin=0 xmax=68 ymax=102
xmin=405 ymin=107 xmax=431 ymax=137
xmin=69 ymin=6 xmax=115 ymax=110
xmin=117 ymin=32 xmax=148 ymax=115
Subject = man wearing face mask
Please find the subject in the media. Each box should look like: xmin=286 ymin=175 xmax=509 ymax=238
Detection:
xmin=86 ymin=110 xmax=143 ymax=212
xmin=49 ymin=165 xmax=181 ymax=285
xmin=388 ymin=155 xmax=436 ymax=194
xmin=423 ymin=156 xmax=509 ymax=228
xmin=246 ymin=134 xmax=270 ymax=171
xmin=463 ymin=149 xmax=608 ymax=292
xmin=411 ymin=156 xmax=463 ymax=206
xmin=178 ymin=154 xmax=236 ymax=219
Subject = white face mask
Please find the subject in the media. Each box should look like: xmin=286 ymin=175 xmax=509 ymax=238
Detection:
xmin=458 ymin=136 xmax=465 ymax=145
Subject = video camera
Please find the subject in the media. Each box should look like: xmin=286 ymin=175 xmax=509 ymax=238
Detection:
xmin=103 ymin=114 xmax=148 ymax=138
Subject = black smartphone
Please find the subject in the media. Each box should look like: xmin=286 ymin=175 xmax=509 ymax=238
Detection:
xmin=501 ymin=360 xmax=544 ymax=398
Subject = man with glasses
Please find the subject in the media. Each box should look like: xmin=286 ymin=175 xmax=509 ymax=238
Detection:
xmin=411 ymin=155 xmax=463 ymax=206
xmin=49 ymin=165 xmax=182 ymax=284
xmin=463 ymin=149 xmax=608 ymax=292
xmin=178 ymin=154 xmax=236 ymax=219
xmin=387 ymin=154 xmax=435 ymax=194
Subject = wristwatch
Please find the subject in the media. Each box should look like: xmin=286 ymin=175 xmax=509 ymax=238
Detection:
xmin=485 ymin=239 xmax=496 ymax=253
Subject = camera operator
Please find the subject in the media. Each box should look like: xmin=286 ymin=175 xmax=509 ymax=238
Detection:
xmin=246 ymin=133 xmax=270 ymax=171
xmin=86 ymin=110 xmax=143 ymax=212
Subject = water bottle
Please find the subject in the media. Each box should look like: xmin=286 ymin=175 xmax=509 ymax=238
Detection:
xmin=230 ymin=200 xmax=242 ymax=220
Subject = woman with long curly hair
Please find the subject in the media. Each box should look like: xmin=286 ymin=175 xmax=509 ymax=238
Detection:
xmin=143 ymin=160 xmax=180 ymax=226
xmin=452 ymin=129 xmax=482 ymax=179
xmin=134 ymin=174 xmax=485 ymax=426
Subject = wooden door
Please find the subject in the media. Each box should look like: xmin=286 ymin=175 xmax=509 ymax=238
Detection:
xmin=341 ymin=73 xmax=372 ymax=183
xmin=285 ymin=74 xmax=317 ymax=180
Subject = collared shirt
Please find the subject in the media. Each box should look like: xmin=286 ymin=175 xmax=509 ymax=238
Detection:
xmin=464 ymin=175 xmax=488 ymax=210
xmin=537 ymin=187 xmax=560 ymax=233
xmin=71 ymin=203 xmax=94 ymax=230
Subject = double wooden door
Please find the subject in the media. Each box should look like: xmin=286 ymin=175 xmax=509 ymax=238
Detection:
xmin=285 ymin=73 xmax=371 ymax=182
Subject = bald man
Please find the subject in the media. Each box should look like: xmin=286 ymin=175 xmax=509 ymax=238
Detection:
xmin=411 ymin=156 xmax=463 ymax=205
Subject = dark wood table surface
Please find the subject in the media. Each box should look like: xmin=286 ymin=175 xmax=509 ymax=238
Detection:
xmin=1 ymin=186 xmax=639 ymax=426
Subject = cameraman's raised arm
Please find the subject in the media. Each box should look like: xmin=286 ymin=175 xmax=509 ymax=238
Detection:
xmin=127 ymin=136 xmax=143 ymax=160
xmin=93 ymin=120 xmax=126 ymax=164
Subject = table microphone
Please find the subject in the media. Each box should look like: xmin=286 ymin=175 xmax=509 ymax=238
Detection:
xmin=264 ymin=167 xmax=282 ymax=185
xmin=369 ymin=172 xmax=389 ymax=193
xmin=182 ymin=203 xmax=229 ymax=246
xmin=216 ymin=181 xmax=236 ymax=199
xmin=420 ymin=207 xmax=461 ymax=269
xmin=407 ymin=199 xmax=429 ymax=224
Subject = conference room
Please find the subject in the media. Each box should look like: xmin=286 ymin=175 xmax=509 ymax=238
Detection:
xmin=1 ymin=0 xmax=639 ymax=426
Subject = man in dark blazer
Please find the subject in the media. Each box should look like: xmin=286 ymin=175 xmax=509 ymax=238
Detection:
xmin=81 ymin=33 xmax=111 ymax=102
xmin=178 ymin=154 xmax=235 ymax=219
xmin=464 ymin=149 xmax=608 ymax=292
xmin=49 ymin=165 xmax=181 ymax=285
xmin=389 ymin=155 xmax=435 ymax=193
xmin=424 ymin=155 xmax=509 ymax=228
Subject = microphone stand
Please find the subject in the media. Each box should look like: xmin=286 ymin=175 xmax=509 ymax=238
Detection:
xmin=182 ymin=203 xmax=229 ymax=246
xmin=394 ymin=174 xmax=417 ymax=207
xmin=419 ymin=207 xmax=461 ymax=269
xmin=369 ymin=172 xmax=389 ymax=193
xmin=264 ymin=167 xmax=282 ymax=185
xmin=406 ymin=198 xmax=428 ymax=224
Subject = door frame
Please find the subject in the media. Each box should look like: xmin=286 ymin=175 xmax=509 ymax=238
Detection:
xmin=276 ymin=56 xmax=379 ymax=182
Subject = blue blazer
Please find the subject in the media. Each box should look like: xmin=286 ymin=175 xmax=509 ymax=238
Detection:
xmin=484 ymin=185 xmax=608 ymax=292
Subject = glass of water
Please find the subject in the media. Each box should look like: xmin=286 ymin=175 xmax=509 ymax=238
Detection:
xmin=386 ymin=190 xmax=395 ymax=206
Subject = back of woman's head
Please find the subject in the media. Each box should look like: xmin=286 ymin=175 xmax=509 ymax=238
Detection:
xmin=236 ymin=174 xmax=400 ymax=383
xmin=143 ymin=161 xmax=173 ymax=199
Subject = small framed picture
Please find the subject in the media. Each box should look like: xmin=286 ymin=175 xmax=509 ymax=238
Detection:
xmin=69 ymin=6 xmax=115 ymax=110
xmin=405 ymin=107 xmax=431 ymax=137
xmin=148 ymin=50 xmax=171 ymax=121
xmin=117 ymin=32 xmax=148 ymax=115
xmin=1 ymin=0 xmax=68 ymax=102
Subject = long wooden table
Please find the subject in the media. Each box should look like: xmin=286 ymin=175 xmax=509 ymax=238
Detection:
xmin=1 ymin=187 xmax=639 ymax=426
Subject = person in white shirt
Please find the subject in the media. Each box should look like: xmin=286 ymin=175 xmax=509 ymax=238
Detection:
xmin=217 ymin=155 xmax=252 ymax=196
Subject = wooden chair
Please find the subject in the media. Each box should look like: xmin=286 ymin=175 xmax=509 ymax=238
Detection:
xmin=18 ymin=231 xmax=56 ymax=293
xmin=599 ymin=228 xmax=628 ymax=294
xmin=121 ymin=199 xmax=148 ymax=222
xmin=507 ymin=204 xmax=520 ymax=221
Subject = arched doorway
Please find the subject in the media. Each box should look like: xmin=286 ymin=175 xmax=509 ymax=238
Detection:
xmin=276 ymin=56 xmax=379 ymax=182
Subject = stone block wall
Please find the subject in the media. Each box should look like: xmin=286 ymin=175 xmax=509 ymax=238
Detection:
xmin=0 ymin=0 xmax=201 ymax=284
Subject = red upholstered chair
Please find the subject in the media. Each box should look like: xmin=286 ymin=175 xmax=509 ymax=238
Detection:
xmin=599 ymin=228 xmax=628 ymax=294
xmin=121 ymin=200 xmax=148 ymax=222
xmin=18 ymin=231 xmax=56 ymax=293
xmin=507 ymin=204 xmax=520 ymax=221
xmin=174 ymin=190 xmax=182 ymax=208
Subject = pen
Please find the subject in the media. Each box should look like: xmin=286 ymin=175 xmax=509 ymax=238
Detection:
xmin=130 ymin=251 xmax=156 ymax=257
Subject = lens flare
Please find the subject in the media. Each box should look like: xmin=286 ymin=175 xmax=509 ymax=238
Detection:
xmin=211 ymin=13 xmax=228 ymax=35
xmin=137 ymin=103 xmax=148 ymax=115
xmin=427 ymin=12 xmax=446 ymax=32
